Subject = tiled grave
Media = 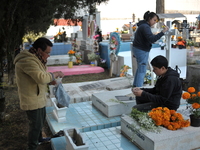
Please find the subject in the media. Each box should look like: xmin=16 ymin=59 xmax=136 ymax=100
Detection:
xmin=46 ymin=101 xmax=121 ymax=134
xmin=48 ymin=77 xmax=133 ymax=104
xmin=51 ymin=127 xmax=140 ymax=150
xmin=121 ymin=114 xmax=200 ymax=150
xmin=92 ymin=89 xmax=136 ymax=117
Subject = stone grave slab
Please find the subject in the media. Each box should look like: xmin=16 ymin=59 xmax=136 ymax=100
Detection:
xmin=91 ymin=89 xmax=136 ymax=117
xmin=106 ymin=77 xmax=133 ymax=91
xmin=121 ymin=114 xmax=200 ymax=150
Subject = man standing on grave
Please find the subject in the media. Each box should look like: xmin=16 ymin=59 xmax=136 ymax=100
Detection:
xmin=14 ymin=37 xmax=64 ymax=150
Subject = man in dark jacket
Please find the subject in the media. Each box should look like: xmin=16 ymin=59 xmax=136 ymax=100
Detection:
xmin=132 ymin=55 xmax=182 ymax=111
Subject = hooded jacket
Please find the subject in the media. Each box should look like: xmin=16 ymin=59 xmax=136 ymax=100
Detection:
xmin=14 ymin=50 xmax=53 ymax=110
xmin=133 ymin=20 xmax=164 ymax=51
xmin=141 ymin=67 xmax=182 ymax=110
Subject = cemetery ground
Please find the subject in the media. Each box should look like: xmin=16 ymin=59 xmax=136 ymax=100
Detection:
xmin=0 ymin=69 xmax=117 ymax=150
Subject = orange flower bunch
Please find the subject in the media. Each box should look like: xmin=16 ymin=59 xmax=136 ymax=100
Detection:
xmin=68 ymin=50 xmax=75 ymax=61
xmin=148 ymin=107 xmax=190 ymax=130
xmin=177 ymin=41 xmax=186 ymax=46
xmin=68 ymin=50 xmax=75 ymax=55
xmin=132 ymin=26 xmax=137 ymax=31
xmin=177 ymin=36 xmax=183 ymax=41
xmin=120 ymin=65 xmax=131 ymax=77
xmin=182 ymin=87 xmax=200 ymax=118
xmin=176 ymin=36 xmax=186 ymax=46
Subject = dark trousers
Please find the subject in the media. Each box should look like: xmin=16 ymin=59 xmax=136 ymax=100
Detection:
xmin=133 ymin=96 xmax=160 ymax=112
xmin=26 ymin=107 xmax=46 ymax=150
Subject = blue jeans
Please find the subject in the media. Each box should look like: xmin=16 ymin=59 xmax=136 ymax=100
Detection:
xmin=132 ymin=46 xmax=149 ymax=87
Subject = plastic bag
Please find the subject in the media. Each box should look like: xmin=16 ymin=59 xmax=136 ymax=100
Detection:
xmin=55 ymin=83 xmax=70 ymax=107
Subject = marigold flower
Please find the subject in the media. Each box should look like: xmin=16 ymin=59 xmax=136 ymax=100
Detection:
xmin=192 ymin=103 xmax=200 ymax=109
xmin=182 ymin=92 xmax=191 ymax=99
xmin=120 ymin=73 xmax=125 ymax=77
xmin=170 ymin=110 xmax=176 ymax=115
xmin=197 ymin=92 xmax=200 ymax=97
xmin=167 ymin=125 xmax=173 ymax=130
xmin=188 ymin=87 xmax=195 ymax=93
xmin=192 ymin=94 xmax=197 ymax=98
xmin=149 ymin=107 xmax=190 ymax=131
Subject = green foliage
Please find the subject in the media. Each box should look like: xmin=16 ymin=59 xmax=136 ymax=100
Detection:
xmin=87 ymin=52 xmax=100 ymax=61
xmin=130 ymin=108 xmax=161 ymax=133
xmin=186 ymin=39 xmax=196 ymax=46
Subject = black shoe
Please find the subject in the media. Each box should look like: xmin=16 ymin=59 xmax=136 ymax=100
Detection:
xmin=38 ymin=137 xmax=51 ymax=145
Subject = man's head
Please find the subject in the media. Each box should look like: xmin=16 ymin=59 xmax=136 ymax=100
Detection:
xmin=150 ymin=55 xmax=168 ymax=76
xmin=32 ymin=37 xmax=53 ymax=61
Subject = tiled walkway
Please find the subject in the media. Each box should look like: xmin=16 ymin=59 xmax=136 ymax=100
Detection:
xmin=51 ymin=127 xmax=140 ymax=150
xmin=46 ymin=101 xmax=121 ymax=135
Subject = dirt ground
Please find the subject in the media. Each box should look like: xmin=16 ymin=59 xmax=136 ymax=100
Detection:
xmin=0 ymin=69 xmax=116 ymax=150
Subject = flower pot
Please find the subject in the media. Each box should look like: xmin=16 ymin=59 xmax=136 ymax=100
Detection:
xmin=64 ymin=128 xmax=89 ymax=150
xmin=90 ymin=61 xmax=95 ymax=66
xmin=178 ymin=45 xmax=183 ymax=49
xmin=68 ymin=61 xmax=73 ymax=68
xmin=190 ymin=114 xmax=200 ymax=127
xmin=190 ymin=46 xmax=195 ymax=51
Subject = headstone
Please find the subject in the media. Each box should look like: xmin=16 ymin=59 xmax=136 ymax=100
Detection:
xmin=121 ymin=114 xmax=200 ymax=150
xmin=91 ymin=89 xmax=136 ymax=117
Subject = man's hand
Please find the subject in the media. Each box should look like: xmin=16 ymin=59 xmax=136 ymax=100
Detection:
xmin=53 ymin=71 xmax=64 ymax=78
xmin=132 ymin=87 xmax=143 ymax=96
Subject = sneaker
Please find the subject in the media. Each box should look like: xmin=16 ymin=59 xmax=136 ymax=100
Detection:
xmin=38 ymin=137 xmax=51 ymax=145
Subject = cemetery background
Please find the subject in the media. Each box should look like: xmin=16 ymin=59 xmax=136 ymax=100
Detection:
xmin=1 ymin=1 xmax=200 ymax=150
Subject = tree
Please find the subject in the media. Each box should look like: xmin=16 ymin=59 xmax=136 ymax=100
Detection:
xmin=0 ymin=0 xmax=109 ymax=122
xmin=156 ymin=0 xmax=165 ymax=14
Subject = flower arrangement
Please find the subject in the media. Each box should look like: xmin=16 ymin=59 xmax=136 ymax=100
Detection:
xmin=148 ymin=107 xmax=190 ymax=130
xmin=186 ymin=39 xmax=196 ymax=47
xmin=176 ymin=36 xmax=186 ymax=49
xmin=54 ymin=28 xmax=68 ymax=43
xmin=120 ymin=65 xmax=131 ymax=77
xmin=115 ymin=28 xmax=119 ymax=32
xmin=159 ymin=41 xmax=166 ymax=50
xmin=144 ymin=70 xmax=152 ymax=85
xmin=130 ymin=108 xmax=161 ymax=133
xmin=159 ymin=41 xmax=166 ymax=47
xmin=110 ymin=36 xmax=118 ymax=50
xmin=182 ymin=87 xmax=200 ymax=118
xmin=68 ymin=50 xmax=75 ymax=61
xmin=87 ymin=52 xmax=99 ymax=62
xmin=132 ymin=25 xmax=137 ymax=32
xmin=190 ymin=26 xmax=196 ymax=31
xmin=75 ymin=51 xmax=82 ymax=65
xmin=72 ymin=40 xmax=78 ymax=51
